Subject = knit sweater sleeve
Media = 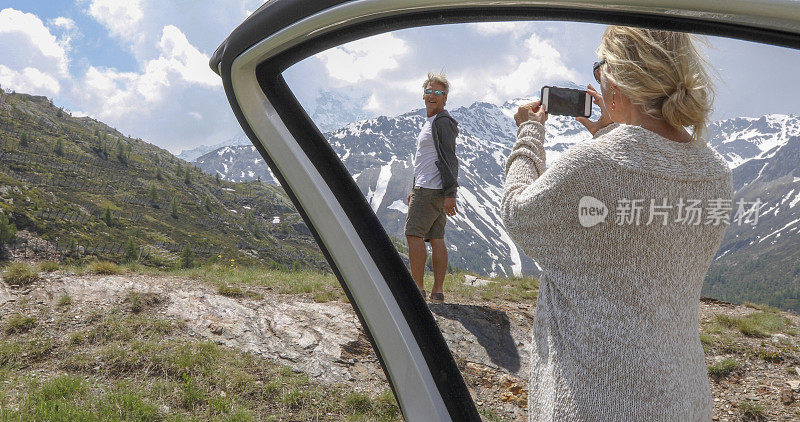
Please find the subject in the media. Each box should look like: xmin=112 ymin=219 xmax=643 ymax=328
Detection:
xmin=501 ymin=121 xmax=579 ymax=258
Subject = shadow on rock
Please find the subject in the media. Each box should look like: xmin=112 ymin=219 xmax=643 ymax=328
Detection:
xmin=429 ymin=303 xmax=521 ymax=372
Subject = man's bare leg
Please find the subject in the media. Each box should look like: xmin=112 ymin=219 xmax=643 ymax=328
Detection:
xmin=406 ymin=235 xmax=427 ymax=290
xmin=429 ymin=238 xmax=447 ymax=294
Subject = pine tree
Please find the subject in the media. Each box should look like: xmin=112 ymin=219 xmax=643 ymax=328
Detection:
xmin=55 ymin=138 xmax=65 ymax=156
xmin=179 ymin=245 xmax=194 ymax=269
xmin=175 ymin=165 xmax=183 ymax=178
xmin=148 ymin=185 xmax=158 ymax=206
xmin=183 ymin=170 xmax=191 ymax=185
xmin=155 ymin=167 xmax=163 ymax=180
xmin=19 ymin=132 xmax=28 ymax=147
xmin=116 ymin=140 xmax=128 ymax=164
xmin=245 ymin=210 xmax=255 ymax=227
xmin=67 ymin=237 xmax=77 ymax=257
xmin=123 ymin=238 xmax=139 ymax=263
xmin=203 ymin=196 xmax=212 ymax=212
xmin=103 ymin=207 xmax=113 ymax=226
xmin=0 ymin=212 xmax=17 ymax=243
xmin=0 ymin=213 xmax=16 ymax=260
xmin=170 ymin=197 xmax=179 ymax=219
xmin=215 ymin=173 xmax=221 ymax=184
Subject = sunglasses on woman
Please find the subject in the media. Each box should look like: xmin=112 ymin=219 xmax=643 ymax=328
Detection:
xmin=424 ymin=89 xmax=446 ymax=96
xmin=593 ymin=58 xmax=606 ymax=84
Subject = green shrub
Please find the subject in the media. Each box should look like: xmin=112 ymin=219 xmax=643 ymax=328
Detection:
xmin=217 ymin=284 xmax=243 ymax=298
xmin=4 ymin=313 xmax=36 ymax=334
xmin=2 ymin=262 xmax=40 ymax=286
xmin=126 ymin=291 xmax=144 ymax=313
xmin=738 ymin=401 xmax=766 ymax=421
xmin=89 ymin=261 xmax=123 ymax=275
xmin=707 ymin=358 xmax=740 ymax=380
xmin=758 ymin=349 xmax=783 ymax=363
xmin=58 ymin=294 xmax=72 ymax=307
xmin=38 ymin=261 xmax=60 ymax=272
xmin=715 ymin=312 xmax=790 ymax=338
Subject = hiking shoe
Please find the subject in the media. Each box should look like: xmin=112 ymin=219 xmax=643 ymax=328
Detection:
xmin=419 ymin=288 xmax=426 ymax=299
xmin=429 ymin=292 xmax=444 ymax=303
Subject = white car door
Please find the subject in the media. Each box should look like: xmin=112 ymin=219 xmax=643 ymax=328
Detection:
xmin=209 ymin=2 xmax=800 ymax=420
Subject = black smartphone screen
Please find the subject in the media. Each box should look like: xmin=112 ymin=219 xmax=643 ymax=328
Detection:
xmin=545 ymin=87 xmax=588 ymax=117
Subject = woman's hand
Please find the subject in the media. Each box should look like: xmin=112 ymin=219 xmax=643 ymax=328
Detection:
xmin=575 ymin=84 xmax=613 ymax=135
xmin=514 ymin=99 xmax=547 ymax=127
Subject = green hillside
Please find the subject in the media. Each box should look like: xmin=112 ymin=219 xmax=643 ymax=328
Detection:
xmin=0 ymin=90 xmax=326 ymax=269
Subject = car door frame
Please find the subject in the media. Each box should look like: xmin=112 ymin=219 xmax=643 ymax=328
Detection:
xmin=210 ymin=2 xmax=800 ymax=420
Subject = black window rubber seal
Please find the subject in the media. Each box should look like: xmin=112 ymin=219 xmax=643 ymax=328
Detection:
xmin=214 ymin=5 xmax=800 ymax=421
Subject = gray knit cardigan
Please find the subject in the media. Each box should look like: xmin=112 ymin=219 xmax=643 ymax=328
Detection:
xmin=501 ymin=121 xmax=732 ymax=421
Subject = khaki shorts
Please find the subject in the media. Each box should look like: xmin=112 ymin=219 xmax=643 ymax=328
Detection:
xmin=405 ymin=187 xmax=446 ymax=242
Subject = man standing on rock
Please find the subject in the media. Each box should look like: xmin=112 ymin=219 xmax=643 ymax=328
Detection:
xmin=405 ymin=72 xmax=459 ymax=303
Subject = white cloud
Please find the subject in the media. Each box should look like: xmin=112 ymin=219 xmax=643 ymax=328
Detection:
xmin=470 ymin=21 xmax=532 ymax=36
xmin=87 ymin=0 xmax=143 ymax=40
xmin=76 ymin=25 xmax=219 ymax=118
xmin=0 ymin=65 xmax=61 ymax=95
xmin=154 ymin=25 xmax=220 ymax=87
xmin=484 ymin=34 xmax=578 ymax=103
xmin=317 ymin=33 xmax=409 ymax=84
xmin=0 ymin=8 xmax=69 ymax=76
xmin=50 ymin=16 xmax=76 ymax=31
xmin=0 ymin=8 xmax=70 ymax=95
xmin=299 ymin=29 xmax=579 ymax=119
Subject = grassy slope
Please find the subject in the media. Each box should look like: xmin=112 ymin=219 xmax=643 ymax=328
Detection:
xmin=0 ymin=286 xmax=400 ymax=421
xmin=0 ymin=91 xmax=325 ymax=269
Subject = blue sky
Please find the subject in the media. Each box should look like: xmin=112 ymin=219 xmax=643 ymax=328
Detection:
xmin=2 ymin=2 xmax=799 ymax=153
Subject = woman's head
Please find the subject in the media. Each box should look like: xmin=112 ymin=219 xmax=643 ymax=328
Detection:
xmin=595 ymin=26 xmax=714 ymax=141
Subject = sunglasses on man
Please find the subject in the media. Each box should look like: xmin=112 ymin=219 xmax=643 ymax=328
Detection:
xmin=424 ymin=89 xmax=446 ymax=96
xmin=593 ymin=58 xmax=606 ymax=84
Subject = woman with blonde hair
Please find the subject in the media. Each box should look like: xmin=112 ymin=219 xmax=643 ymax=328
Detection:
xmin=502 ymin=26 xmax=732 ymax=421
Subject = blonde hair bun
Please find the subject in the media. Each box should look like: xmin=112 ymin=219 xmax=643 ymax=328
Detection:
xmin=597 ymin=26 xmax=714 ymax=142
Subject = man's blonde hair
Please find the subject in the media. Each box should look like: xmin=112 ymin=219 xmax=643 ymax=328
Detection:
xmin=422 ymin=71 xmax=450 ymax=94
xmin=597 ymin=26 xmax=714 ymax=142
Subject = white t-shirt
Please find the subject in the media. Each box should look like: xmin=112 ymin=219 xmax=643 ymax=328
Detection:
xmin=413 ymin=114 xmax=442 ymax=189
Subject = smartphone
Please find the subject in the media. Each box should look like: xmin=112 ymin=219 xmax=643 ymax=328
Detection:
xmin=541 ymin=86 xmax=592 ymax=117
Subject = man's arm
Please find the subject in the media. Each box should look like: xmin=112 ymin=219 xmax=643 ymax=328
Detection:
xmin=435 ymin=119 xmax=459 ymax=198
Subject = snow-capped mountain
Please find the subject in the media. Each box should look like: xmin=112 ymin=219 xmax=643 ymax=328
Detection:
xmin=705 ymin=114 xmax=800 ymax=312
xmin=310 ymin=90 xmax=374 ymax=132
xmin=707 ymin=114 xmax=800 ymax=171
xmin=190 ymin=93 xmax=799 ymax=305
xmin=193 ymin=145 xmax=278 ymax=183
xmin=177 ymin=133 xmax=251 ymax=162
xmin=178 ymin=90 xmax=373 ymax=162
xmin=192 ymin=99 xmax=596 ymax=276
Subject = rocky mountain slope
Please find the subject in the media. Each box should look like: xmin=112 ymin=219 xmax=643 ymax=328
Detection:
xmin=705 ymin=115 xmax=800 ymax=312
xmin=0 ymin=90 xmax=325 ymax=269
